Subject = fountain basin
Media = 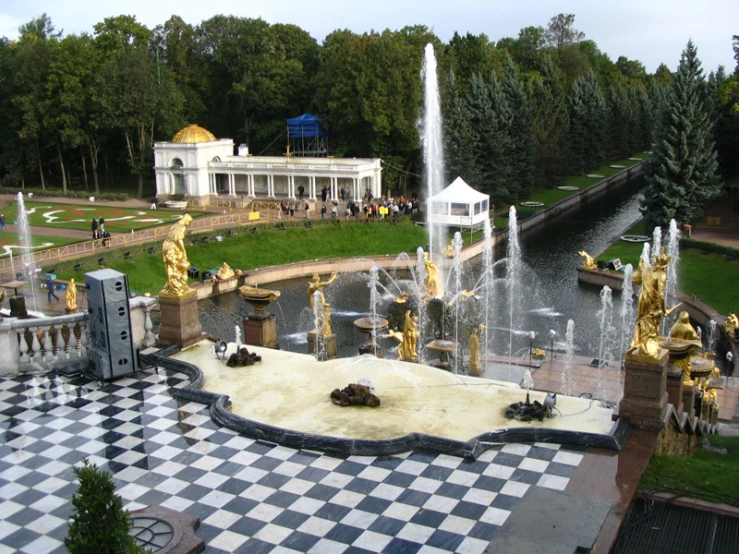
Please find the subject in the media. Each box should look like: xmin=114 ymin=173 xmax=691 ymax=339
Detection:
xmin=162 ymin=341 xmax=625 ymax=459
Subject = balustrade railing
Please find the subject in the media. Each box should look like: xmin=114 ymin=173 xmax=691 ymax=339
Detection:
xmin=10 ymin=313 xmax=90 ymax=373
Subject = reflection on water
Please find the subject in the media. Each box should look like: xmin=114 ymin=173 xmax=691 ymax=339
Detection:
xmin=199 ymin=179 xmax=644 ymax=359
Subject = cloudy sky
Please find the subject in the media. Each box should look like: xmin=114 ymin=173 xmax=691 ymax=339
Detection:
xmin=1 ymin=0 xmax=735 ymax=73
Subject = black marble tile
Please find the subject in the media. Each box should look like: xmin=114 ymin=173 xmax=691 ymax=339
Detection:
xmin=383 ymin=471 xmax=416 ymax=488
xmin=305 ymin=484 xmax=340 ymax=502
xmin=469 ymin=520 xmax=500 ymax=541
xmin=527 ymin=446 xmax=559 ymax=461
xmin=271 ymin=509 xmax=310 ymax=530
xmin=491 ymin=493 xmax=520 ymax=511
xmin=510 ymin=468 xmax=542 ymax=485
xmin=544 ymin=461 xmax=577 ymax=477
xmin=345 ymin=477 xmax=379 ymax=495
xmin=334 ymin=460 xmax=366 ymax=476
xmin=493 ymin=452 xmax=525 ymax=467
xmin=450 ymin=500 xmax=488 ymax=520
xmin=419 ymin=464 xmax=454 ymax=481
xmin=280 ymin=530 xmax=322 ymax=552
xmin=370 ymin=456 xmax=405 ymax=471
xmin=381 ymin=537 xmax=422 ymax=553
xmin=434 ymin=482 xmax=469 ymax=499
xmin=355 ymin=495 xmax=392 ymax=515
xmin=217 ymin=478 xmax=252 ymax=496
xmin=264 ymin=490 xmax=301 ymax=509
xmin=235 ymin=538 xmax=274 ymax=554
xmin=396 ymin=489 xmax=432 ymax=507
xmin=325 ymin=522 xmax=364 ymax=544
xmin=222 ymin=496 xmax=260 ymax=515
xmin=251 ymin=456 xmax=283 ymax=472
xmin=314 ymin=502 xmax=352 ymax=522
xmin=425 ymin=529 xmax=466 ymax=550
xmin=409 ymin=508 xmax=447 ymax=528
xmin=369 ymin=515 xmax=407 ymax=536
xmin=228 ymin=516 xmax=267 ymax=537
xmin=6 ymin=507 xmax=45 ymax=526
xmin=257 ymin=472 xmax=291 ymax=490
xmin=296 ymin=466 xmax=330 ymax=483
xmin=473 ymin=475 xmax=507 ymax=492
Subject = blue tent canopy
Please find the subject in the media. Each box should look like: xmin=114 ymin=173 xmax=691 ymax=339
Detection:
xmin=287 ymin=114 xmax=328 ymax=138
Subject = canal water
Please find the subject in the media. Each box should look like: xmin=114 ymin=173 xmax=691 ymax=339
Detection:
xmin=199 ymin=179 xmax=644 ymax=359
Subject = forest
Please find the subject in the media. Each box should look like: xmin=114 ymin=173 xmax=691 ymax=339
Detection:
xmin=0 ymin=12 xmax=737 ymax=215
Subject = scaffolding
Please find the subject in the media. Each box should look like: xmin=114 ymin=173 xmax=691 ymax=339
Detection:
xmin=287 ymin=114 xmax=329 ymax=157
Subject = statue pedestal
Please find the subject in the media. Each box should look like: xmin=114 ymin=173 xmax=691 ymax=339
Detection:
xmin=158 ymin=291 xmax=203 ymax=348
xmin=243 ymin=312 xmax=279 ymax=349
xmin=682 ymin=384 xmax=696 ymax=421
xmin=9 ymin=296 xmax=28 ymax=318
xmin=307 ymin=331 xmax=337 ymax=361
xmin=665 ymin=365 xmax=684 ymax=415
xmin=359 ymin=343 xmax=384 ymax=357
xmin=618 ymin=347 xmax=669 ymax=430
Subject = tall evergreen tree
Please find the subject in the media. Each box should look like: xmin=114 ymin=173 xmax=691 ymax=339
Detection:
xmin=530 ymin=56 xmax=569 ymax=188
xmin=502 ymin=58 xmax=535 ymax=199
xmin=580 ymin=70 xmax=607 ymax=170
xmin=641 ymin=41 xmax=722 ymax=231
xmin=567 ymin=77 xmax=588 ymax=175
xmin=443 ymin=70 xmax=477 ymax=185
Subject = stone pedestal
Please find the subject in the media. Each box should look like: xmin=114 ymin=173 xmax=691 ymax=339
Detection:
xmin=619 ymin=347 xmax=669 ymax=430
xmin=359 ymin=343 xmax=384 ymax=357
xmin=243 ymin=313 xmax=279 ymax=349
xmin=158 ymin=291 xmax=203 ymax=348
xmin=682 ymin=384 xmax=696 ymax=421
xmin=9 ymin=296 xmax=28 ymax=318
xmin=665 ymin=365 xmax=684 ymax=415
xmin=307 ymin=331 xmax=337 ymax=361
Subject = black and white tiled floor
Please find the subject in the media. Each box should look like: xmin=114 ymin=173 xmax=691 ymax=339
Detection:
xmin=0 ymin=369 xmax=586 ymax=553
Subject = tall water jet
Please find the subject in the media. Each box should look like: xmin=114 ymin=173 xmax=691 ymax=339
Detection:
xmin=651 ymin=226 xmax=662 ymax=264
xmin=481 ymin=217 xmax=494 ymax=362
xmin=452 ymin=232 xmax=464 ymax=373
xmin=640 ymin=242 xmax=651 ymax=267
xmin=368 ymin=266 xmax=380 ymax=356
xmin=420 ymin=43 xmax=446 ymax=264
xmin=16 ymin=192 xmax=39 ymax=312
xmin=595 ymin=286 xmax=616 ymax=400
xmin=562 ymin=319 xmax=575 ymax=396
xmin=663 ymin=219 xmax=681 ymax=332
xmin=312 ymin=290 xmax=326 ymax=360
xmin=506 ymin=206 xmax=522 ymax=375
xmin=618 ymin=264 xmax=635 ymax=364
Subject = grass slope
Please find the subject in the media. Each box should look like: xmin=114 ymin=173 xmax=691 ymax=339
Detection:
xmin=53 ymin=221 xmax=428 ymax=294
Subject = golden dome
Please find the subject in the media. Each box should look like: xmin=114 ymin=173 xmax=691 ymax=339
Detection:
xmin=171 ymin=124 xmax=217 ymax=143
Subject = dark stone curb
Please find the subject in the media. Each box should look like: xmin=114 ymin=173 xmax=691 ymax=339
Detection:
xmin=142 ymin=348 xmax=629 ymax=460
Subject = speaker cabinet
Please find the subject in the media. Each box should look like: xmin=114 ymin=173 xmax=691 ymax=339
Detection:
xmin=85 ymin=269 xmax=138 ymax=380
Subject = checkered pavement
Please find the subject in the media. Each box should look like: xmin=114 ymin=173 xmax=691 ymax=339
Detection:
xmin=0 ymin=368 xmax=586 ymax=554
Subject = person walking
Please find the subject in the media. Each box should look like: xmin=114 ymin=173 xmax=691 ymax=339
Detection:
xmin=0 ymin=213 xmax=5 ymax=231
xmin=298 ymin=185 xmax=305 ymax=200
xmin=91 ymin=218 xmax=99 ymax=240
xmin=304 ymin=202 xmax=310 ymax=219
xmin=46 ymin=276 xmax=59 ymax=303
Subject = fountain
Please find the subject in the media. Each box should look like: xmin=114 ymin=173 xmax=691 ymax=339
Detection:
xmin=562 ymin=319 xmax=576 ymax=396
xmin=663 ymin=219 xmax=681 ymax=332
xmin=506 ymin=206 xmax=523 ymax=376
xmin=16 ymin=192 xmax=40 ymax=314
xmin=595 ymin=286 xmax=616 ymax=399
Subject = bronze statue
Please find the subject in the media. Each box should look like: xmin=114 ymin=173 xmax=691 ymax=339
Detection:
xmin=65 ymin=279 xmax=78 ymax=313
xmin=216 ymin=262 xmax=235 ymax=280
xmin=402 ymin=309 xmax=419 ymax=362
xmin=724 ymin=313 xmax=738 ymax=340
xmin=161 ymin=213 xmax=193 ymax=297
xmin=382 ymin=329 xmax=405 ymax=360
xmin=631 ymin=248 xmax=680 ymax=358
xmin=468 ymin=325 xmax=483 ymax=377
xmin=423 ymin=252 xmax=441 ymax=298
xmin=578 ymin=251 xmax=597 ymax=270
xmin=307 ymin=272 xmax=337 ymax=310
xmin=669 ymin=311 xmax=701 ymax=386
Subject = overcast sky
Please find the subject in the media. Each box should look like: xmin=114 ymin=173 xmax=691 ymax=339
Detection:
xmin=1 ymin=1 xmax=735 ymax=74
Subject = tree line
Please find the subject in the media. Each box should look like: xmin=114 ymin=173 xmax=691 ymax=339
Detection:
xmin=0 ymin=12 xmax=736 ymax=225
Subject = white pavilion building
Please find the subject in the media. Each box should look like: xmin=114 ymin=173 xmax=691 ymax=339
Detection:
xmin=427 ymin=176 xmax=490 ymax=232
xmin=153 ymin=124 xmax=382 ymax=206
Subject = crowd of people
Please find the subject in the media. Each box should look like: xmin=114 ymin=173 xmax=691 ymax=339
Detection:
xmin=278 ymin=191 xmax=419 ymax=222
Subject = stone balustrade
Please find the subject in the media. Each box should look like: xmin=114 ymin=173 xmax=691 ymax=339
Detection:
xmin=0 ymin=296 xmax=158 ymax=376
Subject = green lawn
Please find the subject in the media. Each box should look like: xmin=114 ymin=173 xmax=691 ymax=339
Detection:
xmin=51 ymin=220 xmax=429 ymax=294
xmin=639 ymin=435 xmax=739 ymax=506
xmin=2 ymin=201 xmax=205 ymax=232
xmin=0 ymin=231 xmax=79 ymax=258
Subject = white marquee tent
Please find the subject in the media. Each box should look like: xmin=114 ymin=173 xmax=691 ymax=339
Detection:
xmin=427 ymin=177 xmax=490 ymax=231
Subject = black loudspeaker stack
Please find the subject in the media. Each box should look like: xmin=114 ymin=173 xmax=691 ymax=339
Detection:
xmin=85 ymin=269 xmax=138 ymax=380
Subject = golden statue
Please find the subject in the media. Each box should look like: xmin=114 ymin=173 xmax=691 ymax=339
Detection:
xmin=702 ymin=365 xmax=722 ymax=411
xmin=445 ymin=240 xmax=454 ymax=257
xmin=578 ymin=251 xmax=597 ymax=270
xmin=65 ymin=279 xmax=78 ymax=313
xmin=161 ymin=213 xmax=193 ymax=297
xmin=631 ymin=248 xmax=680 ymax=358
xmin=216 ymin=262 xmax=235 ymax=280
xmin=669 ymin=311 xmax=701 ymax=386
xmin=307 ymin=272 xmax=337 ymax=310
xmin=402 ymin=309 xmax=419 ymax=362
xmin=382 ymin=329 xmax=405 ymax=360
xmin=423 ymin=252 xmax=441 ymax=298
xmin=724 ymin=313 xmax=738 ymax=340
xmin=321 ymin=301 xmax=333 ymax=337
xmin=468 ymin=325 xmax=483 ymax=377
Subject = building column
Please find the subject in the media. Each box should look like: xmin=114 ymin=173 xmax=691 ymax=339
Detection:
xmin=331 ymin=177 xmax=337 ymax=201
xmin=248 ymin=174 xmax=254 ymax=197
xmin=268 ymin=175 xmax=274 ymax=197
xmin=289 ymin=175 xmax=295 ymax=199
xmin=309 ymin=176 xmax=316 ymax=200
xmin=228 ymin=173 xmax=235 ymax=196
xmin=352 ymin=178 xmax=358 ymax=201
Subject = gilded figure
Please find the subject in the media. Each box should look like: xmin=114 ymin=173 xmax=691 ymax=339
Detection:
xmin=468 ymin=325 xmax=483 ymax=377
xmin=724 ymin=313 xmax=738 ymax=340
xmin=423 ymin=252 xmax=441 ymax=298
xmin=382 ymin=329 xmax=405 ymax=360
xmin=307 ymin=273 xmax=337 ymax=310
xmin=402 ymin=310 xmax=419 ymax=362
xmin=216 ymin=262 xmax=235 ymax=280
xmin=161 ymin=213 xmax=194 ymax=297
xmin=631 ymin=248 xmax=680 ymax=358
xmin=668 ymin=311 xmax=701 ymax=386
xmin=578 ymin=251 xmax=597 ymax=270
xmin=65 ymin=278 xmax=78 ymax=313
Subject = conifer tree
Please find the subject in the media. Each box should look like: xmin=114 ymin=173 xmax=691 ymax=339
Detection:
xmin=530 ymin=56 xmax=569 ymax=188
xmin=641 ymin=41 xmax=722 ymax=231
xmin=443 ymin=70 xmax=477 ymax=185
xmin=580 ymin=70 xmax=607 ymax=169
xmin=502 ymin=57 xmax=535 ymax=199
xmin=567 ymin=77 xmax=588 ymax=175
